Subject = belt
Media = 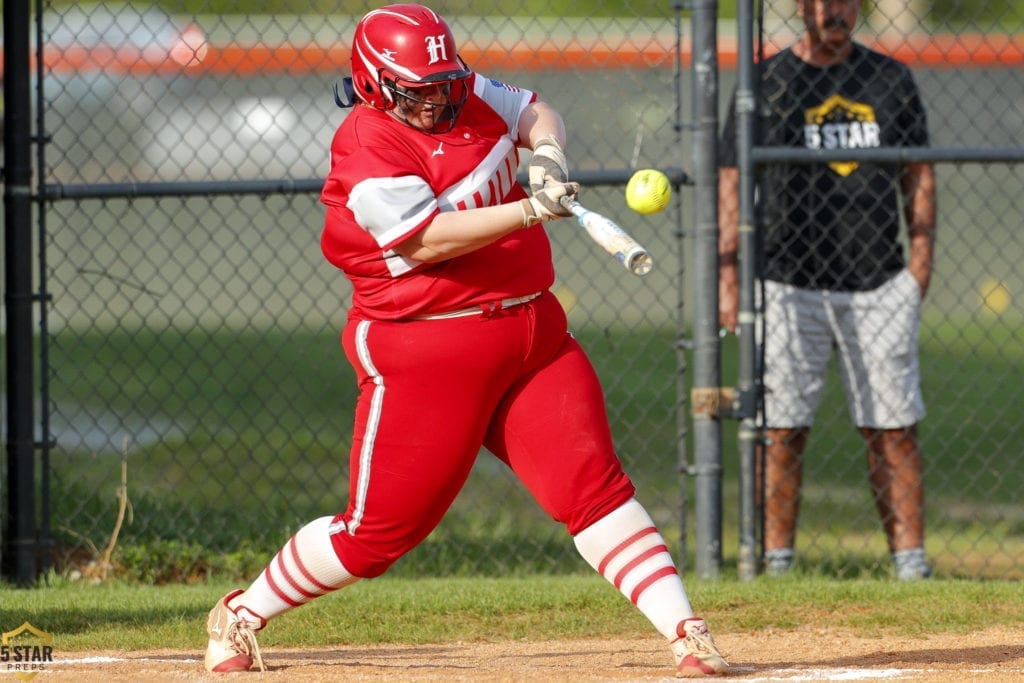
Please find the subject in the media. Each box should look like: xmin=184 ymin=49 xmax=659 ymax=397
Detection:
xmin=411 ymin=292 xmax=542 ymax=320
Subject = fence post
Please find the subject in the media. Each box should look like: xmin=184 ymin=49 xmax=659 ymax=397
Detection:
xmin=689 ymin=0 xmax=724 ymax=579
xmin=733 ymin=0 xmax=763 ymax=583
xmin=3 ymin=0 xmax=39 ymax=585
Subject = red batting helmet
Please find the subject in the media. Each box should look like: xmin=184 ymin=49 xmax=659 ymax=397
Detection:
xmin=350 ymin=4 xmax=472 ymax=129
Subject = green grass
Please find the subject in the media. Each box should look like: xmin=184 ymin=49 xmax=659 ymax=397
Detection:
xmin=1 ymin=575 xmax=1022 ymax=651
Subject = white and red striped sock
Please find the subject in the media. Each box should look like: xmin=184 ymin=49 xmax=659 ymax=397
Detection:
xmin=229 ymin=516 xmax=358 ymax=627
xmin=573 ymin=498 xmax=694 ymax=641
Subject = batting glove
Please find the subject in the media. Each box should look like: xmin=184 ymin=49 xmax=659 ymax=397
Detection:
xmin=520 ymin=182 xmax=579 ymax=226
xmin=528 ymin=135 xmax=568 ymax=195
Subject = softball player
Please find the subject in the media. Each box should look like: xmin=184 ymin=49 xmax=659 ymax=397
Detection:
xmin=203 ymin=4 xmax=727 ymax=677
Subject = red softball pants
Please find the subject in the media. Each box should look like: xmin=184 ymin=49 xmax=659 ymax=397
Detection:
xmin=330 ymin=290 xmax=636 ymax=577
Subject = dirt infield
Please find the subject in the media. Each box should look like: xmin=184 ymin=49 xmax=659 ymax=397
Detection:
xmin=33 ymin=626 xmax=1024 ymax=681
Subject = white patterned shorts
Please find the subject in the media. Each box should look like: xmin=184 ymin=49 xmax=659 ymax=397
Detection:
xmin=762 ymin=268 xmax=926 ymax=429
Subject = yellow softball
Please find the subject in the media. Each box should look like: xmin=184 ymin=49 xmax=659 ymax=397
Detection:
xmin=625 ymin=169 xmax=672 ymax=215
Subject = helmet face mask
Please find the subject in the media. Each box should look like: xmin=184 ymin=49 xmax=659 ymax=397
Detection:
xmin=380 ymin=65 xmax=470 ymax=133
xmin=351 ymin=4 xmax=473 ymax=133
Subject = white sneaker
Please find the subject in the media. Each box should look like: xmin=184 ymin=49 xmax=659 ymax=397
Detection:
xmin=204 ymin=589 xmax=266 ymax=673
xmin=764 ymin=548 xmax=795 ymax=577
xmin=893 ymin=548 xmax=933 ymax=581
xmin=672 ymin=617 xmax=728 ymax=678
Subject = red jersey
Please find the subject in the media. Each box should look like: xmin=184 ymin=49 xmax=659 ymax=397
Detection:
xmin=320 ymin=74 xmax=555 ymax=321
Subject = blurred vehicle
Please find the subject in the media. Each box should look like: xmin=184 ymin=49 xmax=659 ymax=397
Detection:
xmin=41 ymin=4 xmax=208 ymax=74
xmin=26 ymin=5 xmax=335 ymax=184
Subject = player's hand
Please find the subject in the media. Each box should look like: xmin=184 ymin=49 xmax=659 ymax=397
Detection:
xmin=528 ymin=136 xmax=568 ymax=195
xmin=527 ymin=182 xmax=579 ymax=221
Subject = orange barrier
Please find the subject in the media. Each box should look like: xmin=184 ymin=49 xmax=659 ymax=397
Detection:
xmin=875 ymin=33 xmax=1024 ymax=67
xmin=14 ymin=33 xmax=1024 ymax=76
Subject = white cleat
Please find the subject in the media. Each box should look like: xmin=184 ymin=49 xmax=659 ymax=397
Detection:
xmin=672 ymin=617 xmax=728 ymax=678
xmin=204 ymin=589 xmax=266 ymax=673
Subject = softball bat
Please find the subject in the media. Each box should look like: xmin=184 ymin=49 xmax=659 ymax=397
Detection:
xmin=559 ymin=196 xmax=653 ymax=276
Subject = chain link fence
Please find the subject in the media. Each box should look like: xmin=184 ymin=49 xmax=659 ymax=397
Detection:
xmin=26 ymin=1 xmax=691 ymax=583
xmin=730 ymin=0 xmax=1024 ymax=580
xmin=3 ymin=0 xmax=1022 ymax=582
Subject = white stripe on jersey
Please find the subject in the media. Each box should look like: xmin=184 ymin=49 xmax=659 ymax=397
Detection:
xmin=349 ymin=174 xmax=437 ymax=248
xmin=381 ymin=248 xmax=420 ymax=278
xmin=438 ymin=137 xmax=517 ymax=211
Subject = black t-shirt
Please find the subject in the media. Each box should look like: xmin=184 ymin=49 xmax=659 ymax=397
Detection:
xmin=720 ymin=43 xmax=930 ymax=291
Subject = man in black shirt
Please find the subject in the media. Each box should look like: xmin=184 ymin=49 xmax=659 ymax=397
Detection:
xmin=719 ymin=0 xmax=936 ymax=580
